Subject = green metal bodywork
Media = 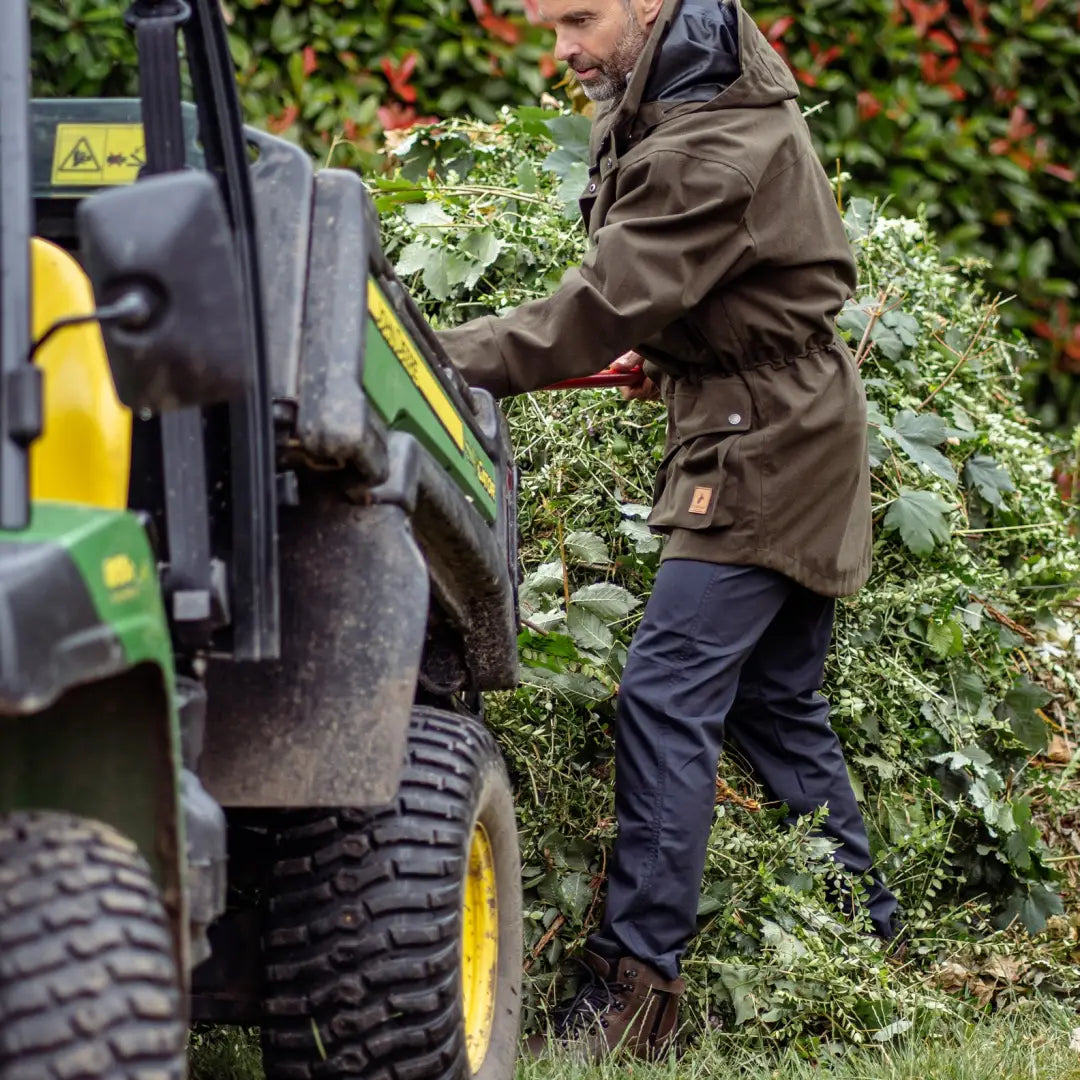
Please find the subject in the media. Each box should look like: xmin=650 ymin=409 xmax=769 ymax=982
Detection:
xmin=0 ymin=502 xmax=183 ymax=898
xmin=364 ymin=279 xmax=498 ymax=521
xmin=29 ymin=501 xmax=176 ymax=676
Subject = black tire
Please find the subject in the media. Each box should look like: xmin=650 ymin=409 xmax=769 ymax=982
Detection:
xmin=261 ymin=707 xmax=522 ymax=1080
xmin=0 ymin=811 xmax=186 ymax=1080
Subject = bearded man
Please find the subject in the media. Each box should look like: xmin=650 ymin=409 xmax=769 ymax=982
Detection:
xmin=437 ymin=0 xmax=900 ymax=1059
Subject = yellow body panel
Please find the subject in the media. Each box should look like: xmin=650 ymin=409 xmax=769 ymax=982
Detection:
xmin=30 ymin=236 xmax=132 ymax=509
xmin=461 ymin=821 xmax=498 ymax=1073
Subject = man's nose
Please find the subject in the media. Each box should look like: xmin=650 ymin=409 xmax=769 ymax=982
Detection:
xmin=553 ymin=32 xmax=578 ymax=63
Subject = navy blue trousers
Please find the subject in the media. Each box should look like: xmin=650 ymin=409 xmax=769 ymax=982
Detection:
xmin=586 ymin=560 xmax=898 ymax=979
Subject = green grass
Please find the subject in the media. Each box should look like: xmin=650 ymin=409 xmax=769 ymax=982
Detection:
xmin=190 ymin=1005 xmax=1080 ymax=1080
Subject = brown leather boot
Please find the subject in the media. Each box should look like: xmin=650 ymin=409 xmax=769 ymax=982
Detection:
xmin=524 ymin=950 xmax=685 ymax=1061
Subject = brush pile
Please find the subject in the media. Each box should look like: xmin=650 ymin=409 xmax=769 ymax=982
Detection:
xmin=375 ymin=108 xmax=1080 ymax=1046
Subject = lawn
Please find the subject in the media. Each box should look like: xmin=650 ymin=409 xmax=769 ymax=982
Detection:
xmin=191 ymin=1005 xmax=1080 ymax=1080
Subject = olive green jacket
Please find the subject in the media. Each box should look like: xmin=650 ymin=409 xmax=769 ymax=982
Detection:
xmin=437 ymin=0 xmax=871 ymax=597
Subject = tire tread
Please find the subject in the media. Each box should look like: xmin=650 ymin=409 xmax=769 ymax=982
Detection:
xmin=0 ymin=812 xmax=185 ymax=1080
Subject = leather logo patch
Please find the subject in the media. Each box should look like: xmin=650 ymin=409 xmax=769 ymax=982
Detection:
xmin=688 ymin=486 xmax=713 ymax=515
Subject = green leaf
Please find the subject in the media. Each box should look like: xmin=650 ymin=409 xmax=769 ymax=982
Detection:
xmin=569 ymin=583 xmax=642 ymax=620
xmin=617 ymin=518 xmax=662 ymax=555
xmin=566 ymin=606 xmax=614 ymax=656
xmin=269 ymin=6 xmax=303 ymax=52
xmin=883 ymin=489 xmax=952 ymax=555
xmin=619 ymin=502 xmax=652 ymax=520
xmin=522 ymin=560 xmax=564 ymax=594
xmin=931 ymin=745 xmax=993 ymax=773
xmin=421 ymin=254 xmax=450 ymax=301
xmin=543 ymin=113 xmax=591 ymax=162
xmin=891 ymin=409 xmax=948 ymax=446
xmin=394 ymin=240 xmax=434 ymax=277
xmin=867 ymin=427 xmax=890 ymax=468
xmin=515 ymin=160 xmax=539 ymax=193
xmin=564 ymin=530 xmax=610 ymax=566
xmin=883 ymin=310 xmax=921 ymax=347
xmin=888 ymin=410 xmax=957 ymax=482
xmin=1019 ymin=885 xmax=1064 ymax=934
xmin=853 ymin=753 xmax=899 ymax=780
xmin=954 ymin=670 xmax=985 ymax=707
xmin=461 ymin=229 xmax=503 ymax=269
xmin=519 ymin=666 xmax=609 ymax=704
xmin=843 ymin=198 xmax=876 ymax=238
xmin=870 ymin=324 xmax=906 ymax=362
xmin=872 ymin=1019 xmax=914 ymax=1043
xmin=554 ymin=161 xmax=589 ymax=218
xmin=1002 ymin=677 xmax=1052 ymax=753
xmin=402 ymin=201 xmax=454 ymax=229
xmin=964 ymin=454 xmax=1015 ymax=507
xmin=522 ymin=609 xmax=565 ymax=632
xmin=716 ymin=964 xmax=758 ymax=1026
xmin=557 ymin=871 xmax=592 ymax=921
xmin=925 ymin=619 xmax=964 ymax=659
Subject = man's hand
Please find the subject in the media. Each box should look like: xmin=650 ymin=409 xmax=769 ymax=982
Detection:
xmin=611 ymin=351 xmax=659 ymax=401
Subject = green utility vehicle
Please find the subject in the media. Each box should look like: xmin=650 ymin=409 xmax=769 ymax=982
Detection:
xmin=0 ymin=2 xmax=523 ymax=1078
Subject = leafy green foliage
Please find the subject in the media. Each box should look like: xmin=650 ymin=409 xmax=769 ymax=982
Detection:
xmin=377 ymin=113 xmax=1080 ymax=1045
xmin=29 ymin=0 xmax=556 ymax=170
xmin=31 ymin=0 xmax=1079 ymax=420
xmin=751 ymin=0 xmax=1080 ymax=424
xmin=883 ymin=488 xmax=953 ymax=555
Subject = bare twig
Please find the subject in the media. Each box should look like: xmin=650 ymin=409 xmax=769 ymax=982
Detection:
xmin=582 ymin=847 xmax=608 ymax=931
xmin=919 ymin=297 xmax=1000 ymax=409
xmin=853 ymin=290 xmax=905 ymax=367
xmin=524 ymin=914 xmax=567 ymax=972
xmin=556 ymin=517 xmax=571 ymax=611
xmin=969 ymin=593 xmax=1037 ymax=642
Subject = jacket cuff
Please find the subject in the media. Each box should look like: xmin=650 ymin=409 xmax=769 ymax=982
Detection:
xmin=436 ymin=318 xmax=513 ymax=399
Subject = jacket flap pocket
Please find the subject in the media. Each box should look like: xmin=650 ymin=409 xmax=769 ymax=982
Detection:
xmin=647 ymin=435 xmax=738 ymax=532
xmin=668 ymin=377 xmax=753 ymax=441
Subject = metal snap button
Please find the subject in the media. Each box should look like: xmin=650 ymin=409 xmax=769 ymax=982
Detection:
xmin=606 ymin=157 xmax=612 ymax=167
xmin=588 ymin=182 xmax=596 ymax=193
xmin=728 ymin=413 xmax=742 ymax=425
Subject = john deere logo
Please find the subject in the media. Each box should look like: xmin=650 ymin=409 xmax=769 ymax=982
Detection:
xmin=103 ymin=553 xmax=137 ymax=593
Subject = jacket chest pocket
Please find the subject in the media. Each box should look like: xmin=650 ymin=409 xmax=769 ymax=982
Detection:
xmin=648 ymin=379 xmax=753 ymax=532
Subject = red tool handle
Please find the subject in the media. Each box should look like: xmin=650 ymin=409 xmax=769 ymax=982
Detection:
xmin=544 ymin=365 xmax=644 ymax=390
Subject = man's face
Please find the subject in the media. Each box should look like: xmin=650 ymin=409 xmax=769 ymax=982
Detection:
xmin=541 ymin=0 xmax=651 ymax=102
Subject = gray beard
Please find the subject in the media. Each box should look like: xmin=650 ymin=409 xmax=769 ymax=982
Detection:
xmin=580 ymin=70 xmax=629 ymax=102
xmin=578 ymin=16 xmax=648 ymax=102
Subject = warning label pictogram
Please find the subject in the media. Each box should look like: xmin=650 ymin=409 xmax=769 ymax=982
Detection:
xmin=51 ymin=124 xmax=149 ymax=187
xmin=57 ymin=136 xmax=101 ymax=174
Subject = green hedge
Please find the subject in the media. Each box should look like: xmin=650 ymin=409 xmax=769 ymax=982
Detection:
xmin=31 ymin=0 xmax=555 ymax=163
xmin=30 ymin=1 xmax=1080 ymax=421
xmin=750 ymin=0 xmax=1080 ymax=425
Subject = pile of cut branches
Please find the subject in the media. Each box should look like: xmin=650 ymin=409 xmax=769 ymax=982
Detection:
xmin=374 ymin=110 xmax=1080 ymax=1047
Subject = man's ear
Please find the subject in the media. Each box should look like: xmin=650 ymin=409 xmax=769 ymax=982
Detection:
xmin=634 ymin=0 xmax=665 ymax=27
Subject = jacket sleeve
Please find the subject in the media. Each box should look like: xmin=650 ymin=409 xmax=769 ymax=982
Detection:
xmin=436 ymin=150 xmax=755 ymax=397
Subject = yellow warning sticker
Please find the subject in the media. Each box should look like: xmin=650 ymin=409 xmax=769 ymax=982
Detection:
xmin=367 ymin=279 xmax=465 ymax=451
xmin=51 ymin=124 xmax=147 ymax=187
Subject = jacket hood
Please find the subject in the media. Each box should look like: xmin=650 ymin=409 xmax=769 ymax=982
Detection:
xmin=600 ymin=0 xmax=799 ymax=149
xmin=641 ymin=0 xmax=740 ymax=105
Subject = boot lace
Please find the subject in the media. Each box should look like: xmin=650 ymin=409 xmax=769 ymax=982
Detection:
xmin=551 ymin=963 xmax=630 ymax=1036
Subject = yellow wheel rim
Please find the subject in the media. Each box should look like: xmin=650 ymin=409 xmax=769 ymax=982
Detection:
xmin=461 ymin=821 xmax=498 ymax=1074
